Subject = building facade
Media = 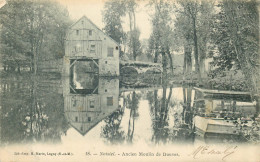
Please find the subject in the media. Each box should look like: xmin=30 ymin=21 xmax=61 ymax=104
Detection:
xmin=64 ymin=16 xmax=120 ymax=76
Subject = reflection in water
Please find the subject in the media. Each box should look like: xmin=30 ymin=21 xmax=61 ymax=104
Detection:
xmin=0 ymin=72 xmax=259 ymax=146
xmin=0 ymin=73 xmax=68 ymax=145
xmin=63 ymin=76 xmax=120 ymax=135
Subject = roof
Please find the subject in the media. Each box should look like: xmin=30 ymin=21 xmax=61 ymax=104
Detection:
xmin=66 ymin=108 xmax=121 ymax=136
xmin=68 ymin=15 xmax=119 ymax=46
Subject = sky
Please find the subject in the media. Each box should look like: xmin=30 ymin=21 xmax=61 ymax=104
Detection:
xmin=0 ymin=0 xmax=152 ymax=39
xmin=57 ymin=0 xmax=152 ymax=39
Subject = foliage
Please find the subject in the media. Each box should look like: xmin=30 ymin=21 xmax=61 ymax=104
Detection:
xmin=127 ymin=28 xmax=142 ymax=60
xmin=173 ymin=0 xmax=215 ymax=77
xmin=148 ymin=0 xmax=174 ymax=73
xmin=210 ymin=0 xmax=259 ymax=94
xmin=101 ymin=109 xmax=125 ymax=144
xmin=103 ymin=0 xmax=142 ymax=61
xmin=102 ymin=0 xmax=126 ymax=44
xmin=0 ymin=0 xmax=71 ymax=73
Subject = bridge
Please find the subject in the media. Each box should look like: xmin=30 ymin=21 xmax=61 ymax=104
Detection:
xmin=119 ymin=60 xmax=163 ymax=85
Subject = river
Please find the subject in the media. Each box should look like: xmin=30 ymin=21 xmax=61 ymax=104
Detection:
xmin=0 ymin=71 xmax=259 ymax=146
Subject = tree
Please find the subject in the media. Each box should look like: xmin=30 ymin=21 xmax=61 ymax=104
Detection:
xmin=0 ymin=0 xmax=71 ymax=73
xmin=197 ymin=0 xmax=215 ymax=76
xmin=173 ymin=11 xmax=193 ymax=75
xmin=102 ymin=0 xmax=126 ymax=44
xmin=174 ymin=0 xmax=201 ymax=78
xmin=210 ymin=0 xmax=259 ymax=96
xmin=127 ymin=28 xmax=142 ymax=60
xmin=148 ymin=0 xmax=174 ymax=74
xmin=124 ymin=0 xmax=142 ymax=61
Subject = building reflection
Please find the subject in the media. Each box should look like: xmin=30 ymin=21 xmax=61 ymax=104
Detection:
xmin=63 ymin=74 xmax=120 ymax=135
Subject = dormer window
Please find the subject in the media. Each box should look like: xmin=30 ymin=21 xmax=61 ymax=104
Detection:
xmin=76 ymin=30 xmax=79 ymax=35
xmin=89 ymin=30 xmax=92 ymax=36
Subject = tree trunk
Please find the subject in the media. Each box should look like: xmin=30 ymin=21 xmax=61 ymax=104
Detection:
xmin=154 ymin=43 xmax=159 ymax=63
xmin=17 ymin=66 xmax=21 ymax=73
xmin=187 ymin=47 xmax=192 ymax=73
xmin=3 ymin=64 xmax=6 ymax=71
xmin=162 ymin=50 xmax=167 ymax=77
xmin=183 ymin=47 xmax=187 ymax=75
xmin=199 ymin=56 xmax=205 ymax=77
xmin=166 ymin=46 xmax=173 ymax=74
xmin=192 ymin=16 xmax=201 ymax=79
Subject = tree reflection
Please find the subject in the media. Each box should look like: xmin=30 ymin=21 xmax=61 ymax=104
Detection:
xmin=147 ymin=80 xmax=173 ymax=144
xmin=0 ymin=73 xmax=68 ymax=145
xmin=126 ymin=91 xmax=140 ymax=143
xmin=101 ymin=108 xmax=125 ymax=144
xmin=147 ymin=84 xmax=196 ymax=144
xmin=182 ymin=87 xmax=193 ymax=127
xmin=100 ymin=90 xmax=141 ymax=144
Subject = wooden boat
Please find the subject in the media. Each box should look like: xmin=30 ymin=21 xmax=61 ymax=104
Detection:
xmin=194 ymin=116 xmax=239 ymax=137
xmin=193 ymin=87 xmax=252 ymax=102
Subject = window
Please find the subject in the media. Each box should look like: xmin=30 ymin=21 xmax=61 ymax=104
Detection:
xmin=80 ymin=126 xmax=83 ymax=131
xmin=107 ymin=97 xmax=113 ymax=106
xmin=107 ymin=47 xmax=113 ymax=57
xmin=89 ymin=30 xmax=92 ymax=36
xmin=88 ymin=117 xmax=92 ymax=122
xmin=116 ymin=46 xmax=119 ymax=50
xmin=90 ymin=100 xmax=95 ymax=108
xmin=73 ymin=99 xmax=77 ymax=107
xmin=75 ymin=116 xmax=78 ymax=122
xmin=90 ymin=45 xmax=95 ymax=53
xmin=76 ymin=30 xmax=79 ymax=35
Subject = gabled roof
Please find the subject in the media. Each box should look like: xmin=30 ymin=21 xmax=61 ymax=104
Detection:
xmin=68 ymin=15 xmax=119 ymax=46
xmin=0 ymin=0 xmax=6 ymax=9
xmin=66 ymin=108 xmax=120 ymax=136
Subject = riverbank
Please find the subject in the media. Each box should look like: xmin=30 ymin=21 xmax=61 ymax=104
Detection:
xmin=168 ymin=71 xmax=249 ymax=92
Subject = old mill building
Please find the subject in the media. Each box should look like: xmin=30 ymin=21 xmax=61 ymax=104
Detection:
xmin=64 ymin=16 xmax=120 ymax=76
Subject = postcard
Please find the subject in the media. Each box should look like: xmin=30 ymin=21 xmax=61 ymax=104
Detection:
xmin=0 ymin=0 xmax=259 ymax=161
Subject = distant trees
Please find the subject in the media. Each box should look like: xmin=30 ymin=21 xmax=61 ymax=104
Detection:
xmin=125 ymin=0 xmax=142 ymax=61
xmin=173 ymin=0 xmax=215 ymax=78
xmin=103 ymin=0 xmax=126 ymax=45
xmin=102 ymin=0 xmax=142 ymax=60
xmin=0 ymin=0 xmax=71 ymax=73
xmin=148 ymin=0 xmax=174 ymax=74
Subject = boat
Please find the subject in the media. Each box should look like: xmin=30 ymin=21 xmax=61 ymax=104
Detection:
xmin=193 ymin=87 xmax=252 ymax=102
xmin=194 ymin=116 xmax=240 ymax=137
